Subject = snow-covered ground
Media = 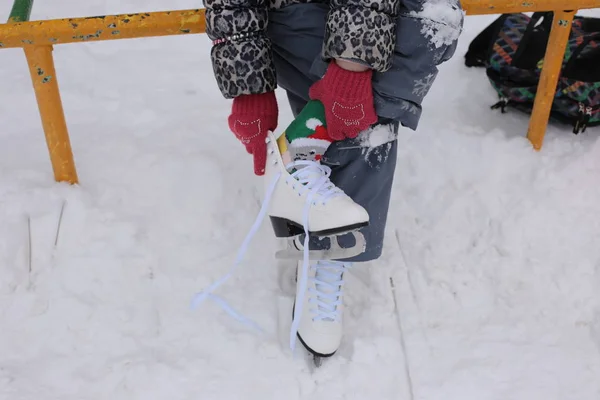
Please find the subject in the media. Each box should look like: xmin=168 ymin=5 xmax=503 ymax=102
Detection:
xmin=1 ymin=2 xmax=600 ymax=399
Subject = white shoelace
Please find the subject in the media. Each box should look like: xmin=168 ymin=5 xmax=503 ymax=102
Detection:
xmin=286 ymin=160 xmax=345 ymax=204
xmin=191 ymin=152 xmax=347 ymax=352
xmin=308 ymin=260 xmax=349 ymax=322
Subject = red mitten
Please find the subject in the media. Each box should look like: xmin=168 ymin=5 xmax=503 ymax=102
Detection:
xmin=228 ymin=92 xmax=278 ymax=175
xmin=309 ymin=62 xmax=377 ymax=141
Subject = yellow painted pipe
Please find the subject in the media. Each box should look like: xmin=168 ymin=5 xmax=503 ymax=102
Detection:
xmin=1 ymin=3 xmax=598 ymax=49
xmin=462 ymin=0 xmax=599 ymax=15
xmin=0 ymin=2 xmax=597 ymax=162
xmin=527 ymin=10 xmax=577 ymax=150
xmin=0 ymin=10 xmax=205 ymax=48
xmin=24 ymin=45 xmax=79 ymax=183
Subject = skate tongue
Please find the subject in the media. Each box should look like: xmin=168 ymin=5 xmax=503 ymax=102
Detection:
xmin=296 ymin=168 xmax=323 ymax=186
xmin=286 ymin=160 xmax=328 ymax=189
xmin=314 ymin=265 xmax=344 ymax=322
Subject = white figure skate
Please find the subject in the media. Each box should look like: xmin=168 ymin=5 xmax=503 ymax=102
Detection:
xmin=264 ymin=131 xmax=369 ymax=239
xmin=191 ymin=131 xmax=367 ymax=362
xmin=293 ymin=259 xmax=349 ymax=361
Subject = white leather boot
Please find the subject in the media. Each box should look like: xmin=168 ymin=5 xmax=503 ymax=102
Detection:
xmin=264 ymin=132 xmax=369 ymax=238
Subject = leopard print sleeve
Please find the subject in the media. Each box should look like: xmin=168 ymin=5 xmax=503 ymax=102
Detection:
xmin=204 ymin=0 xmax=277 ymax=98
xmin=323 ymin=0 xmax=401 ymax=72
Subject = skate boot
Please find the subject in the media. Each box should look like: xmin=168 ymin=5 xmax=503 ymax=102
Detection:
xmin=264 ymin=131 xmax=369 ymax=238
xmin=293 ymin=259 xmax=349 ymax=358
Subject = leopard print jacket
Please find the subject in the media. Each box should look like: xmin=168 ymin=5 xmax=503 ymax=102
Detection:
xmin=204 ymin=0 xmax=400 ymax=99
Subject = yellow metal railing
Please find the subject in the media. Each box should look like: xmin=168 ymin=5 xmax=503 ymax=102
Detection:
xmin=1 ymin=1 xmax=598 ymax=184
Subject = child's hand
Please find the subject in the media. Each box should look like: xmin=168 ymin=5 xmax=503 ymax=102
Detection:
xmin=228 ymin=92 xmax=279 ymax=176
xmin=308 ymin=61 xmax=377 ymax=141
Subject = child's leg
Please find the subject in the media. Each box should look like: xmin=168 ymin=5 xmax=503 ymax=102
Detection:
xmin=315 ymin=125 xmax=399 ymax=262
xmin=268 ymin=1 xmax=463 ymax=261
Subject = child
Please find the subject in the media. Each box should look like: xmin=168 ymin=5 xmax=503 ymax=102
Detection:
xmin=203 ymin=0 xmax=465 ymax=358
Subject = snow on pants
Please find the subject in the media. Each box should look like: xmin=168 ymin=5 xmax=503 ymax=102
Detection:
xmin=267 ymin=1 xmax=462 ymax=262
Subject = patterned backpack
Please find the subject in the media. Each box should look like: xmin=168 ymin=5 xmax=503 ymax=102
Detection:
xmin=465 ymin=12 xmax=600 ymax=134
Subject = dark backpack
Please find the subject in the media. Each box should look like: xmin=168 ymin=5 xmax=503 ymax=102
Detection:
xmin=465 ymin=12 xmax=600 ymax=134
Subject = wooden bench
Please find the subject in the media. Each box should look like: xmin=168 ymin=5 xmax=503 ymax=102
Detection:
xmin=1 ymin=0 xmax=598 ymax=184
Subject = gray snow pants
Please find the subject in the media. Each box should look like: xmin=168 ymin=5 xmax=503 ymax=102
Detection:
xmin=267 ymin=2 xmax=462 ymax=262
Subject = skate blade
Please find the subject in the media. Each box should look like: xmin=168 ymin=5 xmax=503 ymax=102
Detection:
xmin=270 ymin=216 xmax=368 ymax=238
xmin=275 ymin=231 xmax=367 ymax=260
xmin=313 ymin=355 xmax=323 ymax=368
